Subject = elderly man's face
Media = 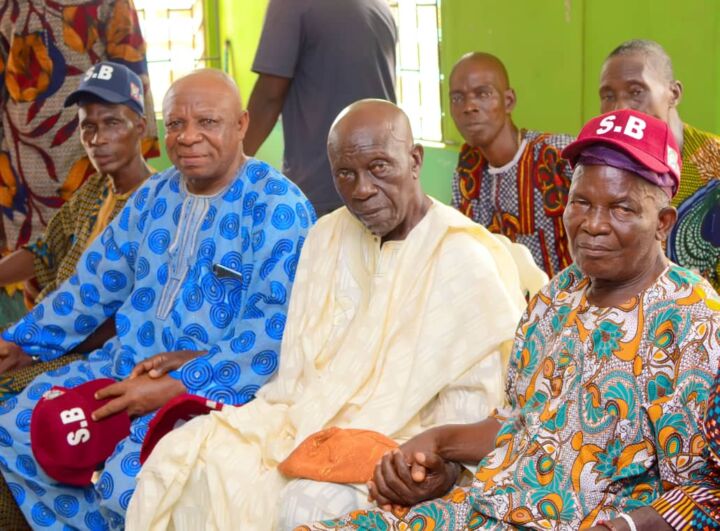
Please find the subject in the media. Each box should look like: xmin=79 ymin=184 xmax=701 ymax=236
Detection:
xmin=449 ymin=60 xmax=513 ymax=148
xmin=163 ymin=80 xmax=248 ymax=184
xmin=79 ymin=102 xmax=145 ymax=176
xmin=599 ymin=53 xmax=678 ymax=122
xmin=329 ymin=126 xmax=422 ymax=239
xmin=563 ymin=164 xmax=670 ymax=283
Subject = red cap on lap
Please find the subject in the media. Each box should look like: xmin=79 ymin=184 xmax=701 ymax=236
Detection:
xmin=30 ymin=378 xmax=130 ymax=486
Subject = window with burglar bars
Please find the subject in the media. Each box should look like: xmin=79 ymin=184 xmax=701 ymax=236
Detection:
xmin=387 ymin=0 xmax=443 ymax=143
xmin=135 ymin=0 xmax=211 ymax=118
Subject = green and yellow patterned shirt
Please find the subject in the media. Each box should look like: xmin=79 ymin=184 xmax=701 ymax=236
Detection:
xmin=667 ymin=124 xmax=720 ymax=292
xmin=24 ymin=172 xmax=139 ymax=303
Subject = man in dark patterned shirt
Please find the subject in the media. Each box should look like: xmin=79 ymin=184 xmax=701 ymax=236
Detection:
xmin=450 ymin=52 xmax=575 ymax=277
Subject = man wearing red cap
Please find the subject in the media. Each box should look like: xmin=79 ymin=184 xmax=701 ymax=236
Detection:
xmin=600 ymin=39 xmax=720 ymax=292
xmin=298 ymin=110 xmax=720 ymax=530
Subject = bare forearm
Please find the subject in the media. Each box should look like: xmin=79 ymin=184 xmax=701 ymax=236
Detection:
xmin=435 ymin=417 xmax=502 ymax=463
xmin=0 ymin=249 xmax=35 ymax=286
xmin=245 ymin=93 xmax=283 ymax=155
xmin=244 ymin=74 xmax=290 ymax=156
xmin=631 ymin=507 xmax=673 ymax=531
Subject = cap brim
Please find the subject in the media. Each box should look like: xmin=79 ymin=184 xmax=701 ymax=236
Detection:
xmin=140 ymin=394 xmax=224 ymax=463
xmin=64 ymin=87 xmax=132 ymax=108
xmin=562 ymin=137 xmax=672 ymax=175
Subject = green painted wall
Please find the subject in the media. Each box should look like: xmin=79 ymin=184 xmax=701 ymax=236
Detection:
xmin=440 ymin=0 xmax=585 ymax=145
xmin=441 ymin=0 xmax=720 ymax=139
xmin=153 ymin=121 xmax=171 ymax=171
xmin=218 ymin=0 xmax=268 ymax=101
xmin=581 ymin=0 xmax=720 ymax=131
xmin=154 ymin=0 xmax=720 ymax=204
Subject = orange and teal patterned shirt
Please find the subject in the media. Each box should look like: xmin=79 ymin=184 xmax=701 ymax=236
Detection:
xmin=651 ymin=365 xmax=720 ymax=530
xmin=303 ymin=263 xmax=720 ymax=531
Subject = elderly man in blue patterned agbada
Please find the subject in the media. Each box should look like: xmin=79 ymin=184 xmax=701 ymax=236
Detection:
xmin=0 ymin=69 xmax=314 ymax=530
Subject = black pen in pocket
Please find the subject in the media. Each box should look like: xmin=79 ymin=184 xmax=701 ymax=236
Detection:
xmin=212 ymin=263 xmax=243 ymax=281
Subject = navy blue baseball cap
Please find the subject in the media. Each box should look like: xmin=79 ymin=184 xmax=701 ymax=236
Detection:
xmin=64 ymin=61 xmax=145 ymax=115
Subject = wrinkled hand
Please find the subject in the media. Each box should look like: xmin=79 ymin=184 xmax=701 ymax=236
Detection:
xmin=0 ymin=338 xmax=33 ymax=374
xmin=369 ymin=430 xmax=459 ymax=509
xmin=130 ymin=350 xmax=204 ymax=379
xmin=92 ymin=373 xmax=186 ymax=421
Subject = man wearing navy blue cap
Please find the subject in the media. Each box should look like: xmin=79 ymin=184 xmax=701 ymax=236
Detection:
xmin=0 ymin=60 xmax=155 ymax=529
xmin=0 ymin=60 xmax=154 ymax=423
xmin=0 ymin=61 xmax=153 ymax=313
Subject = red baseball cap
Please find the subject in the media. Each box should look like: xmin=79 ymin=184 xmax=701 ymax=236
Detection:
xmin=30 ymin=379 xmax=130 ymax=486
xmin=140 ymin=393 xmax=224 ymax=464
xmin=562 ymin=109 xmax=681 ymax=194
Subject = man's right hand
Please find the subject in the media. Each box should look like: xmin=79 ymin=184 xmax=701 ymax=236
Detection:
xmin=368 ymin=430 xmax=460 ymax=509
xmin=0 ymin=338 xmax=33 ymax=374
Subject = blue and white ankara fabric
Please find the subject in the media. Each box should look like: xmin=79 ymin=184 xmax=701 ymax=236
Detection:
xmin=0 ymin=159 xmax=315 ymax=529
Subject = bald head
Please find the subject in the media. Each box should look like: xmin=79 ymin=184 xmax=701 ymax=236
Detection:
xmin=162 ymin=68 xmax=249 ymax=194
xmin=449 ymin=52 xmax=516 ymax=149
xmin=163 ymin=69 xmax=243 ymax=118
xmin=327 ymin=99 xmax=427 ymax=242
xmin=451 ymin=52 xmax=510 ymax=90
xmin=328 ymin=99 xmax=414 ymax=154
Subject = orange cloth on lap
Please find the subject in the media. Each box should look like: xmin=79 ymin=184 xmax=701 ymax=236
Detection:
xmin=278 ymin=427 xmax=398 ymax=484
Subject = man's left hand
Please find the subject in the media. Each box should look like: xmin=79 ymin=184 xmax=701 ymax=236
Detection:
xmin=369 ymin=449 xmax=460 ymax=509
xmin=91 ymin=374 xmax=186 ymax=421
xmin=130 ymin=350 xmax=204 ymax=379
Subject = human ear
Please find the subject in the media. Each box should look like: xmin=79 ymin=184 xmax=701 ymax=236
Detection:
xmin=670 ymin=80 xmax=683 ymax=107
xmin=135 ymin=116 xmax=147 ymax=137
xmin=237 ymin=110 xmax=250 ymax=139
xmin=656 ymin=206 xmax=678 ymax=241
xmin=410 ymin=143 xmax=424 ymax=179
xmin=505 ymin=88 xmax=517 ymax=113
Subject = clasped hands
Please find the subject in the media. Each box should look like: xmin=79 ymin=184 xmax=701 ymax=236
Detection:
xmin=368 ymin=430 xmax=461 ymax=511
